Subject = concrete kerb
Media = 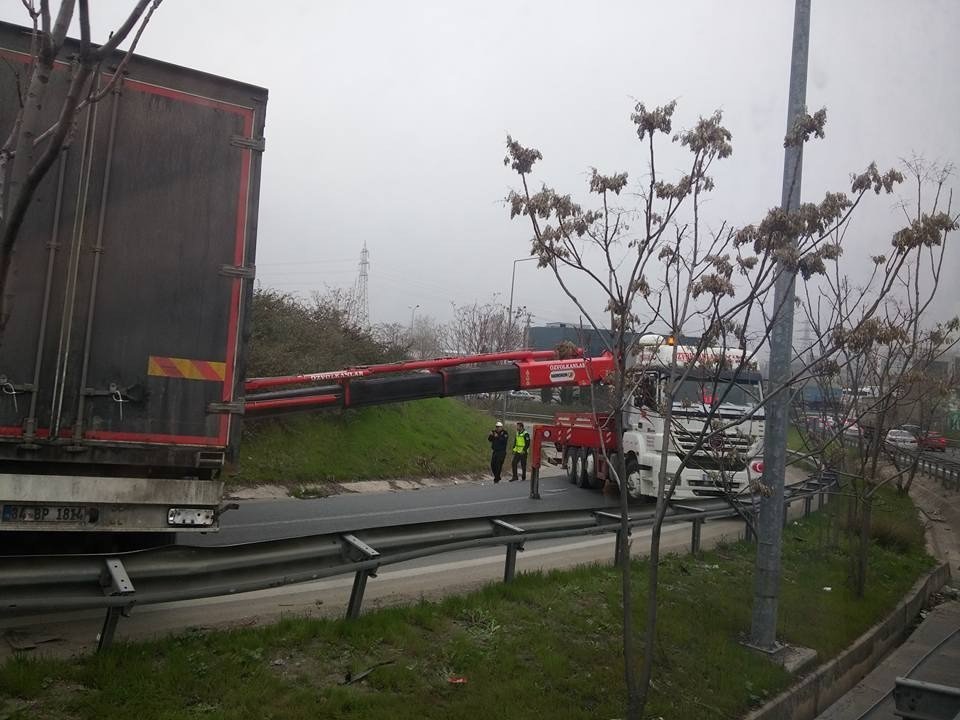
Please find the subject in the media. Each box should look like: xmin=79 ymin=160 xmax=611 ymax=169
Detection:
xmin=743 ymin=561 xmax=952 ymax=720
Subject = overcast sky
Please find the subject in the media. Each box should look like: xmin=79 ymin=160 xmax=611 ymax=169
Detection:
xmin=3 ymin=1 xmax=957 ymax=331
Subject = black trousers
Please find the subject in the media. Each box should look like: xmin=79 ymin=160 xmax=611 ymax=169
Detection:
xmin=511 ymin=452 xmax=527 ymax=481
xmin=491 ymin=450 xmax=506 ymax=482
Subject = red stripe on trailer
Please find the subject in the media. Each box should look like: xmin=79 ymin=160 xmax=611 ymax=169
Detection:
xmin=123 ymin=78 xmax=255 ymax=116
xmin=152 ymin=355 xmax=185 ymax=379
xmin=195 ymin=360 xmax=225 ymax=382
xmin=220 ymin=108 xmax=255 ymax=446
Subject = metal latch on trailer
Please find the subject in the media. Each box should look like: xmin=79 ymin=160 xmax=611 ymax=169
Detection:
xmin=207 ymin=401 xmax=245 ymax=415
xmin=229 ymin=135 xmax=266 ymax=152
xmin=219 ymin=264 xmax=256 ymax=279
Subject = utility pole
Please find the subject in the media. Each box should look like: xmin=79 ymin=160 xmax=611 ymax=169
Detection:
xmin=502 ymin=257 xmax=536 ymax=420
xmin=750 ymin=0 xmax=810 ymax=651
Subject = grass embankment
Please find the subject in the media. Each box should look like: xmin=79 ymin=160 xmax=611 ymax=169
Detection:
xmin=228 ymin=399 xmax=494 ymax=489
xmin=0 ymin=485 xmax=933 ymax=719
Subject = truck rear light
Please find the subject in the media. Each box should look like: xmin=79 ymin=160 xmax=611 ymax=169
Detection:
xmin=168 ymin=507 xmax=215 ymax=527
xmin=751 ymin=461 xmax=764 ymax=474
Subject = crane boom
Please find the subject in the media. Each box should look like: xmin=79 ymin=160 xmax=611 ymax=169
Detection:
xmin=243 ymin=349 xmax=614 ymax=416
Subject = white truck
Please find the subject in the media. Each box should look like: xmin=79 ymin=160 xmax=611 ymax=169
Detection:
xmin=533 ymin=334 xmax=766 ymax=499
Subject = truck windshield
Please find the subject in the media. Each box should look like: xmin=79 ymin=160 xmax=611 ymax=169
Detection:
xmin=673 ymin=378 xmax=762 ymax=407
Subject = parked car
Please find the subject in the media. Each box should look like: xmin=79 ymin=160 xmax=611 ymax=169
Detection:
xmin=842 ymin=421 xmax=863 ymax=439
xmin=507 ymin=390 xmax=538 ymax=401
xmin=917 ymin=431 xmax=948 ymax=453
xmin=884 ymin=428 xmax=918 ymax=450
xmin=798 ymin=414 xmax=835 ymax=434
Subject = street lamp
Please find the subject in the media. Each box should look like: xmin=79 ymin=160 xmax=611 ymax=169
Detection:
xmin=502 ymin=257 xmax=538 ymax=420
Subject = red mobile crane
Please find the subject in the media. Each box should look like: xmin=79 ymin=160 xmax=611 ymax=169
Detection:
xmin=242 ymin=348 xmax=616 ymax=500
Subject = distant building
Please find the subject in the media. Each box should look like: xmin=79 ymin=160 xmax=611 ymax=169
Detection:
xmin=527 ymin=323 xmax=708 ymax=357
xmin=928 ymin=359 xmax=949 ymax=378
xmin=527 ymin=323 xmax=622 ymax=356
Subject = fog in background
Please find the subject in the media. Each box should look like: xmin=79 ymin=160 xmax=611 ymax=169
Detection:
xmin=2 ymin=1 xmax=957 ymax=331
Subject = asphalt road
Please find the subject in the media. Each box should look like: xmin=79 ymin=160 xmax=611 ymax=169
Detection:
xmin=181 ymin=467 xmax=625 ymax=546
xmin=1 ymin=464 xmax=812 ymax=657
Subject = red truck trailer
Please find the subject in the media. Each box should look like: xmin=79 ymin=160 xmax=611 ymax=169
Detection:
xmin=0 ymin=21 xmax=266 ymax=535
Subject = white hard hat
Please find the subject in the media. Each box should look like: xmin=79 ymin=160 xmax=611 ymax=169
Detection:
xmin=495 ymin=421 xmax=503 ymax=427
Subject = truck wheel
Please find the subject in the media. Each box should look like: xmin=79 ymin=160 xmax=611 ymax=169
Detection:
xmin=585 ymin=449 xmax=603 ymax=490
xmin=565 ymin=447 xmax=579 ymax=483
xmin=623 ymin=452 xmax=646 ymax=501
xmin=575 ymin=448 xmax=590 ymax=488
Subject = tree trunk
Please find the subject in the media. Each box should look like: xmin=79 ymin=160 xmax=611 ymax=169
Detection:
xmin=613 ymin=369 xmax=641 ymax=718
xmin=855 ymin=495 xmax=871 ymax=598
xmin=636 ymin=389 xmax=677 ymax=718
xmin=637 ymin=486 xmax=667 ymax=718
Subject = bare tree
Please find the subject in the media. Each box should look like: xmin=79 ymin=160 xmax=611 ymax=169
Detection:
xmin=790 ymin=157 xmax=957 ymax=597
xmin=408 ymin=314 xmax=445 ymax=360
xmin=0 ymin=0 xmax=162 ymax=327
xmin=441 ymin=298 xmax=524 ymax=356
xmin=501 ymin=97 xmax=944 ymax=717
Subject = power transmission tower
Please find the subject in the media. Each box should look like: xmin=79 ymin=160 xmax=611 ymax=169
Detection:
xmin=353 ymin=243 xmax=370 ymax=327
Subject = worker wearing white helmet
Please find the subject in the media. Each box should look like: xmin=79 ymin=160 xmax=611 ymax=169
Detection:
xmin=488 ymin=421 xmax=509 ymax=483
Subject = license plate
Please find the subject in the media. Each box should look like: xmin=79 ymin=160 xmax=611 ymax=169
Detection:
xmin=1 ymin=504 xmax=91 ymax=523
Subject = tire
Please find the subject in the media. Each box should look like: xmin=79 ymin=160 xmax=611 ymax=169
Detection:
xmin=575 ymin=448 xmax=590 ymax=488
xmin=565 ymin=446 xmax=579 ymax=483
xmin=622 ymin=452 xmax=648 ymax=501
xmin=584 ymin=449 xmax=603 ymax=490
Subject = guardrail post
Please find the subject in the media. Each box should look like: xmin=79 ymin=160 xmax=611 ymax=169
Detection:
xmin=691 ymin=518 xmax=703 ymax=556
xmin=744 ymin=518 xmax=755 ymax=544
xmin=529 ymin=467 xmax=540 ymax=500
xmin=340 ymin=534 xmax=381 ymax=620
xmin=97 ymin=558 xmax=135 ymax=652
xmin=346 ymin=569 xmax=376 ymax=620
xmin=98 ymin=607 xmax=123 ymax=653
xmin=594 ymin=511 xmax=629 ymax=565
xmin=491 ymin=519 xmax=526 ymax=583
xmin=671 ymin=504 xmax=707 ymax=556
xmin=504 ymin=543 xmax=519 ymax=583
xmin=803 ymin=495 xmax=812 ymax=518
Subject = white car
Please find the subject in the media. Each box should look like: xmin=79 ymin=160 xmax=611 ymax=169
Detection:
xmin=884 ymin=429 xmax=918 ymax=450
xmin=507 ymin=390 xmax=538 ymax=401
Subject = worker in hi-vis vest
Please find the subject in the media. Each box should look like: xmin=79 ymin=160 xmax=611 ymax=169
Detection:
xmin=510 ymin=421 xmax=531 ymax=482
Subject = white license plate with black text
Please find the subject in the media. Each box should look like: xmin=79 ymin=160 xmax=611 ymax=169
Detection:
xmin=1 ymin=504 xmax=91 ymax=523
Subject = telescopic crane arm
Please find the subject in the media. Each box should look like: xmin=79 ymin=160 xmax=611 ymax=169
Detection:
xmin=243 ymin=349 xmax=614 ymax=417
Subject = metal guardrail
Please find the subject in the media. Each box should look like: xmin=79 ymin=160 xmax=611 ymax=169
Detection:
xmin=0 ymin=475 xmax=835 ymax=651
xmin=888 ymin=448 xmax=960 ymax=491
xmin=893 ymin=677 xmax=960 ymax=720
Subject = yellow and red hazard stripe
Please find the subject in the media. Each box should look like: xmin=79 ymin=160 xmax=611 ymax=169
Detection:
xmin=148 ymin=356 xmax=226 ymax=382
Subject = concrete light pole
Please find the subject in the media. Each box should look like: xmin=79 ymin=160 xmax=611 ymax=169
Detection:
xmin=750 ymin=0 xmax=811 ymax=651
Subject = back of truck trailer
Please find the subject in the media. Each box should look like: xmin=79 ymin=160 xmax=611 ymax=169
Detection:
xmin=0 ymin=21 xmax=266 ymax=536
